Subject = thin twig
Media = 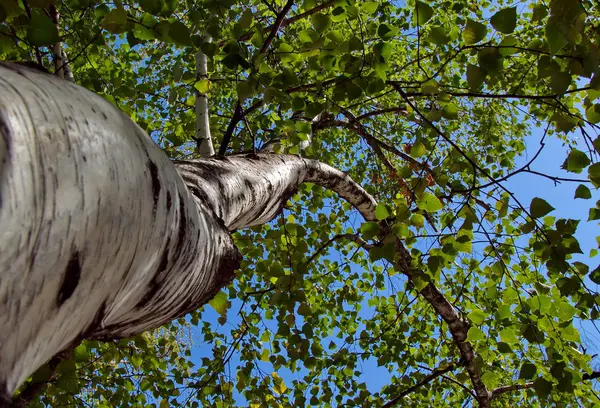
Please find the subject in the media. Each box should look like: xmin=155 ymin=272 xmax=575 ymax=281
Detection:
xmin=382 ymin=362 xmax=457 ymax=407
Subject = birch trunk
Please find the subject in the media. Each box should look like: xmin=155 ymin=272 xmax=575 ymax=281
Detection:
xmin=0 ymin=62 xmax=375 ymax=400
xmin=194 ymin=37 xmax=215 ymax=157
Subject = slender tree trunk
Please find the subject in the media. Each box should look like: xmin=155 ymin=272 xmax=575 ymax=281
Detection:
xmin=194 ymin=36 xmax=215 ymax=157
xmin=0 ymin=62 xmax=375 ymax=400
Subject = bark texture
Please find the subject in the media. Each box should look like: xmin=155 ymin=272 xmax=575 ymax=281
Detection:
xmin=0 ymin=62 xmax=376 ymax=400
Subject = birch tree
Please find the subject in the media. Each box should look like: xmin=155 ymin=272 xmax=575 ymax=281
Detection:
xmin=1 ymin=0 xmax=600 ymax=407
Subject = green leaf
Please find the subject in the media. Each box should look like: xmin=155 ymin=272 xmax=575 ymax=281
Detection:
xmin=441 ymin=103 xmax=459 ymax=119
xmin=575 ymin=184 xmax=592 ymax=199
xmin=498 ymin=35 xmax=518 ymax=56
xmin=477 ymin=48 xmax=503 ymax=74
xmin=169 ymin=21 xmax=192 ymax=46
xmin=468 ymin=309 xmax=487 ymax=325
xmin=311 ymin=14 xmax=331 ymax=33
xmin=421 ymin=80 xmax=439 ymax=95
xmin=31 ymin=364 xmax=53 ymax=383
xmin=410 ymin=213 xmax=425 ymax=228
xmin=519 ymin=362 xmax=537 ymax=379
xmin=590 ymin=265 xmax=600 ymax=284
xmin=589 ymin=163 xmax=600 ymax=186
xmin=160 ymin=399 xmax=170 ymax=408
xmin=415 ymin=1 xmax=433 ymax=25
xmin=74 ymin=345 xmax=89 ymax=362
xmin=533 ymin=377 xmax=553 ymax=398
xmin=194 ymin=79 xmax=211 ymax=93
xmin=467 ymin=64 xmax=486 ymax=89
xmin=378 ymin=23 xmax=396 ymax=40
xmin=410 ymin=140 xmax=427 ymax=157
xmin=490 ymin=7 xmax=517 ymax=34
xmin=499 ymin=328 xmax=518 ymax=344
xmin=530 ymin=197 xmax=555 ymax=218
xmin=586 ymin=104 xmax=600 ymax=124
xmin=375 ymin=203 xmax=390 ymax=220
xmin=428 ymin=26 xmax=448 ymax=45
xmin=133 ymin=14 xmax=157 ymax=41
xmin=139 ymin=0 xmax=163 ymax=15
xmin=26 ymin=10 xmax=60 ymax=46
xmin=546 ymin=20 xmax=568 ymax=54
xmin=462 ymin=19 xmax=487 ymax=45
xmin=549 ymin=71 xmax=571 ymax=94
xmin=360 ymin=222 xmax=380 ymax=240
xmin=551 ymin=113 xmax=577 ymax=133
xmin=208 ymin=291 xmax=229 ymax=315
xmin=561 ymin=149 xmax=590 ymax=173
xmin=532 ymin=4 xmax=548 ymax=23
xmin=297 ymin=303 xmax=311 ymax=316
xmin=417 ymin=192 xmax=442 ymax=212
xmin=101 ymin=8 xmax=127 ymax=34
xmin=466 ymin=326 xmax=485 ymax=341
xmin=239 ymin=9 xmax=253 ymax=29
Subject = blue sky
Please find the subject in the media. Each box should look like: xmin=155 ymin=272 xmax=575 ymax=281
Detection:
xmin=176 ymin=118 xmax=600 ymax=406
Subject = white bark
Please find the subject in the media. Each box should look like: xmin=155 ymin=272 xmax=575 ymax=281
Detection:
xmin=49 ymin=5 xmax=73 ymax=82
xmin=194 ymin=36 xmax=214 ymax=157
xmin=0 ymin=62 xmax=375 ymax=399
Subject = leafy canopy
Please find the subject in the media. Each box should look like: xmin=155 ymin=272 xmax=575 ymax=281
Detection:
xmin=2 ymin=0 xmax=600 ymax=406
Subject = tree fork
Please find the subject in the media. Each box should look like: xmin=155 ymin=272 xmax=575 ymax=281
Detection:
xmin=0 ymin=62 xmax=490 ymax=407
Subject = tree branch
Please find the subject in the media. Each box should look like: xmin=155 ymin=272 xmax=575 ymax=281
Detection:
xmin=218 ymin=102 xmax=243 ymax=156
xmin=234 ymin=1 xmax=335 ymax=44
xmin=258 ymin=0 xmax=294 ymax=55
xmin=490 ymin=382 xmax=534 ymax=398
xmin=355 ymin=107 xmax=410 ymax=121
xmin=305 ymin=233 xmax=373 ymax=265
xmin=382 ymin=362 xmax=457 ymax=407
xmin=390 ymin=237 xmax=491 ymax=407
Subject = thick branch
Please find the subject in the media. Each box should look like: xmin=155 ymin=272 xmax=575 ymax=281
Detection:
xmin=174 ymin=154 xmax=378 ymax=230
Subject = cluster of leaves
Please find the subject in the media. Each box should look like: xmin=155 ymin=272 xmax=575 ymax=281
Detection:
xmin=2 ymin=0 xmax=600 ymax=406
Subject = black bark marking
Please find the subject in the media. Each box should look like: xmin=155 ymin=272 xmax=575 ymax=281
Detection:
xmin=0 ymin=111 xmax=11 ymax=161
xmin=0 ymin=111 xmax=11 ymax=209
xmin=85 ymin=300 xmax=107 ymax=337
xmin=136 ymin=241 xmax=170 ymax=309
xmin=147 ymin=160 xmax=161 ymax=214
xmin=57 ymin=251 xmax=82 ymax=306
xmin=166 ymin=191 xmax=172 ymax=211
xmin=172 ymin=193 xmax=188 ymax=259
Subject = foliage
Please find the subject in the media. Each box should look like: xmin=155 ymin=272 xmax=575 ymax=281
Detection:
xmin=2 ymin=0 xmax=600 ymax=406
